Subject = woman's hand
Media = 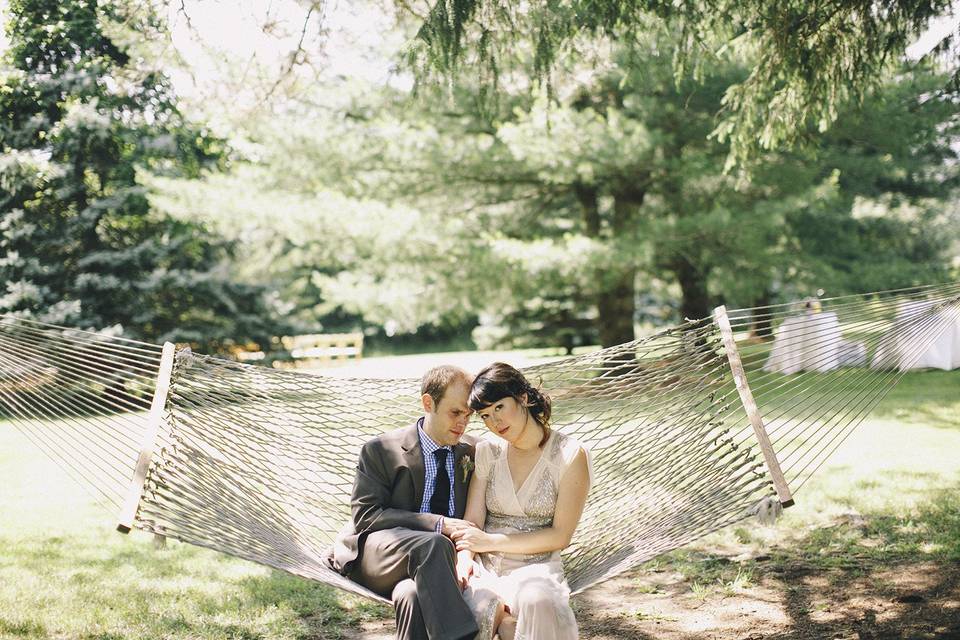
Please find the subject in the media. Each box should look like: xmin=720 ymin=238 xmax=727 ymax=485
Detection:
xmin=455 ymin=554 xmax=474 ymax=591
xmin=451 ymin=526 xmax=501 ymax=553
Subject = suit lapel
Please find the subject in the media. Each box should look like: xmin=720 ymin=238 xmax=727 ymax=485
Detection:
xmin=401 ymin=420 xmax=426 ymax=510
xmin=452 ymin=442 xmax=473 ymax=518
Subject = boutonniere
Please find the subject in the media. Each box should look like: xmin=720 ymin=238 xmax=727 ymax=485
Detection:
xmin=459 ymin=455 xmax=475 ymax=482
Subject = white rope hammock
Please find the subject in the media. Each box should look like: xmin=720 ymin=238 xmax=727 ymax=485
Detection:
xmin=0 ymin=282 xmax=957 ymax=602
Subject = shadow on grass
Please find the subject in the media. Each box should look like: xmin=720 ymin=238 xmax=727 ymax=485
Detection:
xmin=767 ymin=561 xmax=959 ymax=640
xmin=735 ymin=365 xmax=960 ymax=433
xmin=874 ymin=403 xmax=960 ymax=432
xmin=237 ymin=570 xmax=389 ymax=639
xmin=756 ymin=484 xmax=959 ymax=639
xmin=758 ymin=495 xmax=954 ymax=636
xmin=5 ymin=467 xmax=956 ymax=639
xmin=870 ymin=370 xmax=960 ymax=432
xmin=0 ymin=618 xmax=47 ymax=638
xmin=577 ymin=481 xmax=960 ymax=639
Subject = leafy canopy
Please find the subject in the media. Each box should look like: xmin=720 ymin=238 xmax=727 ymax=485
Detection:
xmin=405 ymin=0 xmax=957 ymax=166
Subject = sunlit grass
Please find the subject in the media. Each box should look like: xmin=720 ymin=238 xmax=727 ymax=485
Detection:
xmin=0 ymin=425 xmax=387 ymax=640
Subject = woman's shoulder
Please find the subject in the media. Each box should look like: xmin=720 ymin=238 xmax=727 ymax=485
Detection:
xmin=550 ymin=430 xmax=587 ymax=464
xmin=476 ymin=437 xmax=505 ymax=459
xmin=548 ymin=430 xmax=592 ymax=487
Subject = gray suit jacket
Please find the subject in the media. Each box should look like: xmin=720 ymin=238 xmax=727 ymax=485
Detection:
xmin=330 ymin=419 xmax=476 ymax=575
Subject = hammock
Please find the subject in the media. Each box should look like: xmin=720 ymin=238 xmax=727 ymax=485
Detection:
xmin=0 ymin=282 xmax=958 ymax=603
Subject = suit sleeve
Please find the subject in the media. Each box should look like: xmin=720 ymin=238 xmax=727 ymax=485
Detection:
xmin=351 ymin=440 xmax=442 ymax=534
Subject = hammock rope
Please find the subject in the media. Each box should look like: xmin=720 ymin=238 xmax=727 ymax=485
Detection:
xmin=0 ymin=282 xmax=958 ymax=602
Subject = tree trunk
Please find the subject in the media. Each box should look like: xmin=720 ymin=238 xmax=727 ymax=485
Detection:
xmin=596 ymin=268 xmax=636 ymax=347
xmin=750 ymin=290 xmax=774 ymax=339
xmin=674 ymin=257 xmax=711 ymax=322
xmin=575 ymin=183 xmax=601 ymax=237
xmin=576 ymin=184 xmax=640 ymax=348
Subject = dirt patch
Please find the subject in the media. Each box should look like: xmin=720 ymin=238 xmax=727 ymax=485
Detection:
xmin=574 ymin=558 xmax=960 ymax=640
xmin=338 ymin=558 xmax=960 ymax=640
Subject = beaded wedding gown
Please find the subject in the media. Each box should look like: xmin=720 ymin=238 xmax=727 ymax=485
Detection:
xmin=463 ymin=430 xmax=588 ymax=640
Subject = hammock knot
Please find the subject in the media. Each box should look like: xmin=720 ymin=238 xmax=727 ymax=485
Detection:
xmin=174 ymin=346 xmax=195 ymax=370
xmin=754 ymin=495 xmax=783 ymax=525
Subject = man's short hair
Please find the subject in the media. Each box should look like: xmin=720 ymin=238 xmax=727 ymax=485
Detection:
xmin=421 ymin=365 xmax=472 ymax=409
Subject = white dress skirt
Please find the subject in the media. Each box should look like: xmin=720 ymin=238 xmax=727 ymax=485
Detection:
xmin=463 ymin=431 xmax=588 ymax=640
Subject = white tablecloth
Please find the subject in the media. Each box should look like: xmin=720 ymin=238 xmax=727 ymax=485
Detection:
xmin=763 ymin=312 xmax=854 ymax=374
xmin=871 ymin=300 xmax=960 ymax=371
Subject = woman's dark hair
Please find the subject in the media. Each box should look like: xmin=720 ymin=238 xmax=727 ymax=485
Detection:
xmin=469 ymin=362 xmax=552 ymax=447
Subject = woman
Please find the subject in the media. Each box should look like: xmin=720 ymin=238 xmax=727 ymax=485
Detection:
xmin=452 ymin=362 xmax=591 ymax=640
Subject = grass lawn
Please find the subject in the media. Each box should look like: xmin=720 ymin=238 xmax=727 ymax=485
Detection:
xmin=0 ymin=422 xmax=388 ymax=640
xmin=0 ymin=355 xmax=957 ymax=639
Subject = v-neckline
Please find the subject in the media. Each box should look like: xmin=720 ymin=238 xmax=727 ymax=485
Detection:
xmin=505 ymin=431 xmax=552 ymax=496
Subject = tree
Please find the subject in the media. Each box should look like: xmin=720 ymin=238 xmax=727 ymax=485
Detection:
xmin=781 ymin=64 xmax=960 ymax=295
xmin=0 ymin=0 xmax=278 ymax=351
xmin=144 ymin=10 xmax=959 ymax=351
xmin=404 ymin=0 xmax=959 ymax=167
xmin=188 ymin=32 xmax=956 ymax=351
xmin=400 ymin=39 xmax=821 ymax=338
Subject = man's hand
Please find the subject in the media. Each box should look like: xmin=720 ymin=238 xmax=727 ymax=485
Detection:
xmin=441 ymin=517 xmax=477 ymax=537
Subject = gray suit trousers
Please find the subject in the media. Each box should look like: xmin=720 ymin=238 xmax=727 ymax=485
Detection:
xmin=350 ymin=528 xmax=479 ymax=640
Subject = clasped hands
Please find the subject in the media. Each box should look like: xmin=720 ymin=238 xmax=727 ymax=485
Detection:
xmin=442 ymin=518 xmax=497 ymax=591
xmin=442 ymin=517 xmax=497 ymax=553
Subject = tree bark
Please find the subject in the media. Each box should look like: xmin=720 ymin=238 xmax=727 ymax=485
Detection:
xmin=575 ymin=183 xmax=600 ymax=237
xmin=576 ymin=183 xmax=640 ymax=348
xmin=674 ymin=256 xmax=711 ymax=322
xmin=750 ymin=290 xmax=774 ymax=339
xmin=596 ymin=268 xmax=636 ymax=347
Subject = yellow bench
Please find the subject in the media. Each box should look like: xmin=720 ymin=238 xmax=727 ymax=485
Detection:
xmin=231 ymin=333 xmax=364 ymax=367
xmin=275 ymin=332 xmax=364 ymax=367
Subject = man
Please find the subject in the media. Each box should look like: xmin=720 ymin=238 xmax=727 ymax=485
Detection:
xmin=331 ymin=365 xmax=480 ymax=640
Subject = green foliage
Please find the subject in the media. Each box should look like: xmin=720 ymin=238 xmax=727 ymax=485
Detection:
xmin=159 ymin=27 xmax=959 ymax=349
xmin=148 ymin=163 xmax=482 ymax=337
xmin=778 ymin=67 xmax=960 ymax=298
xmin=138 ymin=10 xmax=959 ymax=350
xmin=0 ymin=0 xmax=278 ymax=351
xmin=405 ymin=39 xmax=959 ymax=333
xmin=404 ymin=0 xmax=958 ymax=167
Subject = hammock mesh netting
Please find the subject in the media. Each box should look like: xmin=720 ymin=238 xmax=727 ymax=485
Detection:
xmin=0 ymin=282 xmax=958 ymax=601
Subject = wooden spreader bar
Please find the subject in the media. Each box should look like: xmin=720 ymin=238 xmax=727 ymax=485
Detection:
xmin=117 ymin=341 xmax=176 ymax=533
xmin=713 ymin=306 xmax=795 ymax=508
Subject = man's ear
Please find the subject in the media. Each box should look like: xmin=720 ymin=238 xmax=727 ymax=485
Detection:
xmin=421 ymin=393 xmax=434 ymax=414
xmin=520 ymin=392 xmax=528 ymax=406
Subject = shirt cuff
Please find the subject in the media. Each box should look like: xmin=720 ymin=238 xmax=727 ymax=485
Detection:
xmin=435 ymin=515 xmax=444 ymax=534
